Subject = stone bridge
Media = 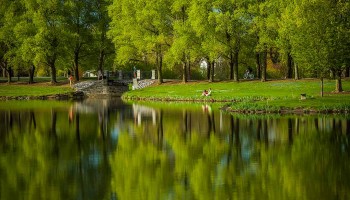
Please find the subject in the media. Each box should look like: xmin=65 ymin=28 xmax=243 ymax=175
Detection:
xmin=73 ymin=79 xmax=156 ymax=98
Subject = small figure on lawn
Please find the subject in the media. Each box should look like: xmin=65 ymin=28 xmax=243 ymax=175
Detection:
xmin=201 ymin=88 xmax=212 ymax=96
xmin=69 ymin=75 xmax=73 ymax=86
xmin=202 ymin=90 xmax=207 ymax=96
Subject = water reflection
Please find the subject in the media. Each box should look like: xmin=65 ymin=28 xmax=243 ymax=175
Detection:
xmin=0 ymin=100 xmax=349 ymax=200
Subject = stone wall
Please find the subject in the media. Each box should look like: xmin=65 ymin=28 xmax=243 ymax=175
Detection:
xmin=73 ymin=80 xmax=129 ymax=98
xmin=132 ymin=79 xmax=156 ymax=90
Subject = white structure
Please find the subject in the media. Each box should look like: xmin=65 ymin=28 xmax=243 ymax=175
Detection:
xmin=83 ymin=70 xmax=97 ymax=78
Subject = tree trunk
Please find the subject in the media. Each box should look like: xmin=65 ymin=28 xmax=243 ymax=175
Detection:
xmin=229 ymin=52 xmax=233 ymax=80
xmin=294 ymin=63 xmax=299 ymax=80
xmin=287 ymin=53 xmax=293 ymax=79
xmin=187 ymin=59 xmax=191 ymax=80
xmin=74 ymin=50 xmax=80 ymax=81
xmin=98 ymin=49 xmax=105 ymax=74
xmin=50 ymin=61 xmax=57 ymax=84
xmin=233 ymin=51 xmax=239 ymax=81
xmin=7 ymin=71 xmax=11 ymax=83
xmin=261 ymin=51 xmax=267 ymax=82
xmin=210 ymin=61 xmax=215 ymax=82
xmin=335 ymin=70 xmax=343 ymax=92
xmin=207 ymin=58 xmax=211 ymax=80
xmin=29 ymin=65 xmax=35 ymax=84
xmin=2 ymin=67 xmax=6 ymax=77
xmin=7 ymin=66 xmax=11 ymax=83
xmin=157 ymin=51 xmax=163 ymax=84
xmin=256 ymin=52 xmax=261 ymax=79
xmin=182 ymin=60 xmax=187 ymax=83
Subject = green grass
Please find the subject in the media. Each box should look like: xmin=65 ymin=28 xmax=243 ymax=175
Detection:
xmin=0 ymin=76 xmax=102 ymax=98
xmin=123 ymin=79 xmax=348 ymax=100
xmin=0 ymin=76 xmax=69 ymax=83
xmin=123 ymin=78 xmax=350 ymax=111
xmin=0 ymin=76 xmax=74 ymax=97
xmin=228 ymin=96 xmax=350 ymax=113
xmin=0 ymin=84 xmax=73 ymax=97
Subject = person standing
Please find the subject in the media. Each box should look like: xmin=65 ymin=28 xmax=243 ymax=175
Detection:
xmin=69 ymin=75 xmax=73 ymax=86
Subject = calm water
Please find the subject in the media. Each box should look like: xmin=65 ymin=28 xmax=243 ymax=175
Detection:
xmin=0 ymin=99 xmax=350 ymax=200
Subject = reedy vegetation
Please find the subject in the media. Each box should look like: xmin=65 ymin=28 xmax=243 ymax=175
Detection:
xmin=0 ymin=0 xmax=349 ymax=90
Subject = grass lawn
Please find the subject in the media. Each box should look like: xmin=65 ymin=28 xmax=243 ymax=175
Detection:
xmin=123 ymin=78 xmax=350 ymax=111
xmin=124 ymin=78 xmax=350 ymax=100
xmin=1 ymin=76 xmax=349 ymax=112
xmin=0 ymin=77 xmax=73 ymax=97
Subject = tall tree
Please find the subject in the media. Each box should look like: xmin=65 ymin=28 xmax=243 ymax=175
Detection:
xmin=166 ymin=0 xmax=200 ymax=83
xmin=24 ymin=0 xmax=68 ymax=84
xmin=108 ymin=0 xmax=171 ymax=84
xmin=250 ymin=0 xmax=280 ymax=82
xmin=12 ymin=1 xmax=37 ymax=84
xmin=289 ymin=0 xmax=350 ymax=92
xmin=211 ymin=0 xmax=249 ymax=81
xmin=0 ymin=0 xmax=20 ymax=83
xmin=189 ymin=0 xmax=221 ymax=82
xmin=64 ymin=0 xmax=94 ymax=81
xmin=92 ymin=0 xmax=114 ymax=78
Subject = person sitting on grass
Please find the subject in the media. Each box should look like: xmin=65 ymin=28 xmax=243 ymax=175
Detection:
xmin=201 ymin=88 xmax=212 ymax=96
xmin=207 ymin=88 xmax=212 ymax=96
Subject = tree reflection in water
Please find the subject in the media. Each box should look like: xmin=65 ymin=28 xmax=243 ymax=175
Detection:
xmin=0 ymin=100 xmax=349 ymax=199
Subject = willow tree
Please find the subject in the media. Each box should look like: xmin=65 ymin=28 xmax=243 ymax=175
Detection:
xmin=108 ymin=0 xmax=172 ymax=84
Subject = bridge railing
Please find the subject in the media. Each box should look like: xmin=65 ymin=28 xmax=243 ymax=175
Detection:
xmin=107 ymin=70 xmax=156 ymax=80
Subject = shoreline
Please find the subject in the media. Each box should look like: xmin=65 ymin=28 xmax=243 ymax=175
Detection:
xmin=122 ymin=96 xmax=350 ymax=114
xmin=0 ymin=91 xmax=85 ymax=101
xmin=0 ymin=93 xmax=349 ymax=114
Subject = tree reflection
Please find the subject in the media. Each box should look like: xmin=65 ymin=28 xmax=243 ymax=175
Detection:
xmin=1 ymin=102 xmax=350 ymax=200
xmin=0 ymin=105 xmax=113 ymax=200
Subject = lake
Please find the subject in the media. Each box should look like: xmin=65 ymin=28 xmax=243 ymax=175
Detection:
xmin=0 ymin=99 xmax=349 ymax=200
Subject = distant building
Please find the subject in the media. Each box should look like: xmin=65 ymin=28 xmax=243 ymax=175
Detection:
xmin=83 ymin=70 xmax=97 ymax=78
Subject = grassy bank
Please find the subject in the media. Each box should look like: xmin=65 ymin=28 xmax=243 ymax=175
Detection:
xmin=0 ymin=77 xmax=73 ymax=97
xmin=123 ymin=78 xmax=350 ymax=112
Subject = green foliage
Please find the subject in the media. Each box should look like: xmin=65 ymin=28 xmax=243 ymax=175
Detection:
xmin=1 ymin=0 xmax=349 ymax=86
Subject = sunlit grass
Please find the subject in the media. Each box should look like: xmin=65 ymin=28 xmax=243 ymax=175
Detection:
xmin=0 ymin=76 xmax=69 ymax=83
xmin=124 ymin=79 xmax=348 ymax=100
xmin=0 ymin=84 xmax=73 ymax=97
xmin=123 ymin=78 xmax=350 ymax=111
